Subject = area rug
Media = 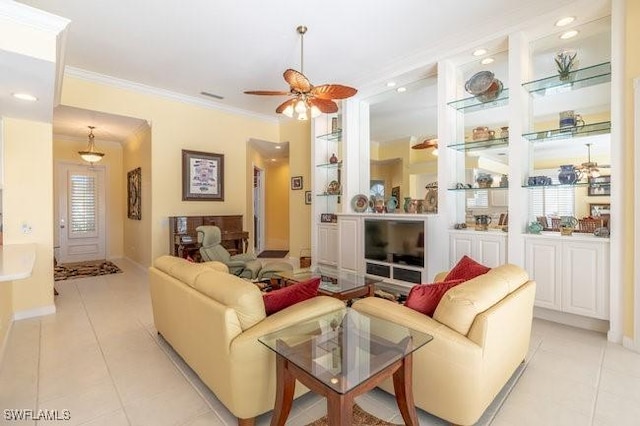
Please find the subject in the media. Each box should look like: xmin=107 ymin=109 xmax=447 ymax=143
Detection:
xmin=307 ymin=404 xmax=394 ymax=426
xmin=54 ymin=260 xmax=122 ymax=281
xmin=257 ymin=250 xmax=289 ymax=258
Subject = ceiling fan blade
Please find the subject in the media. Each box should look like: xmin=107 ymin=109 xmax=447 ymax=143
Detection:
xmin=275 ymin=98 xmax=296 ymax=114
xmin=284 ymin=69 xmax=311 ymax=93
xmin=308 ymin=98 xmax=338 ymax=113
xmin=244 ymin=90 xmax=291 ymax=96
xmin=312 ymin=84 xmax=358 ymax=100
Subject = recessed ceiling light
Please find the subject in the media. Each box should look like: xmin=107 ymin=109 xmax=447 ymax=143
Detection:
xmin=560 ymin=30 xmax=578 ymax=39
xmin=386 ymin=81 xmax=397 ymax=88
xmin=275 ymin=145 xmax=282 ymax=149
xmin=396 ymin=87 xmax=407 ymax=93
xmin=473 ymin=48 xmax=487 ymax=57
xmin=480 ymin=57 xmax=495 ymax=65
xmin=271 ymin=158 xmax=276 ymax=162
xmin=13 ymin=93 xmax=38 ymax=101
xmin=555 ymin=16 xmax=575 ymax=27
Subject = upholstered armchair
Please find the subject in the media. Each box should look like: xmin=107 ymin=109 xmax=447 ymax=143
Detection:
xmin=196 ymin=225 xmax=262 ymax=279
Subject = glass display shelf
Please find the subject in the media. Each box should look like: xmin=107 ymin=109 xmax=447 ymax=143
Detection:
xmin=448 ymin=137 xmax=509 ymax=152
xmin=447 ymin=88 xmax=509 ymax=113
xmin=316 ymin=162 xmax=342 ymax=169
xmin=316 ymin=193 xmax=342 ymax=197
xmin=447 ymin=186 xmax=509 ymax=192
xmin=316 ymin=130 xmax=342 ymax=141
xmin=522 ymin=62 xmax=611 ymax=97
xmin=522 ymin=121 xmax=611 ymax=143
xmin=522 ymin=182 xmax=590 ymax=189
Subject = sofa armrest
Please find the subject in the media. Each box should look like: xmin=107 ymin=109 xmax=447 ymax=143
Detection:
xmin=433 ymin=271 xmax=448 ymax=282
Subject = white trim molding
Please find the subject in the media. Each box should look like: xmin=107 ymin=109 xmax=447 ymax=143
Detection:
xmin=0 ymin=1 xmax=70 ymax=33
xmin=64 ymin=67 xmax=279 ymax=124
xmin=13 ymin=304 xmax=56 ymax=321
xmin=634 ymin=75 xmax=640 ymax=353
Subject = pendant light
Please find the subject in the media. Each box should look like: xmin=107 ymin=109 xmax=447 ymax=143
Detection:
xmin=78 ymin=126 xmax=105 ymax=163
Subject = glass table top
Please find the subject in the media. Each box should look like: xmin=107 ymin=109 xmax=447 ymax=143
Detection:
xmin=274 ymin=267 xmax=380 ymax=294
xmin=258 ymin=308 xmax=433 ymax=394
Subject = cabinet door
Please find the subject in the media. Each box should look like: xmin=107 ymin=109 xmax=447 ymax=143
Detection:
xmin=317 ymin=225 xmax=337 ymax=266
xmin=338 ymin=216 xmax=361 ymax=273
xmin=562 ymin=241 xmax=608 ymax=319
xmin=449 ymin=233 xmax=474 ymax=268
xmin=476 ymin=234 xmax=506 ymax=267
xmin=525 ymin=239 xmax=562 ymax=311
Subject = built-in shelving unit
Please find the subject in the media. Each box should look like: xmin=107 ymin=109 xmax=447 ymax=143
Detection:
xmin=522 ymin=62 xmax=611 ymax=97
xmin=521 ymin=182 xmax=590 ymax=189
xmin=448 ymin=137 xmax=509 ymax=152
xmin=448 ymin=186 xmax=509 ymax=192
xmin=522 ymin=121 xmax=611 ymax=142
xmin=446 ymin=88 xmax=509 ymax=113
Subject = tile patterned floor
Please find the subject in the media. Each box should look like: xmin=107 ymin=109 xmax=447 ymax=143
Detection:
xmin=1 ymin=258 xmax=639 ymax=425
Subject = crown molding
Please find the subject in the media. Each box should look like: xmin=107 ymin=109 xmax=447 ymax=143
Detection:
xmin=64 ymin=67 xmax=279 ymax=124
xmin=0 ymin=1 xmax=70 ymax=34
xmin=53 ymin=133 xmax=123 ymax=145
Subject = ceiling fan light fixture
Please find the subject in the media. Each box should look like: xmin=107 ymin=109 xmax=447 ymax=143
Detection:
xmin=297 ymin=111 xmax=308 ymax=121
xmin=310 ymin=105 xmax=322 ymax=118
xmin=78 ymin=126 xmax=105 ymax=163
xmin=294 ymin=99 xmax=307 ymax=114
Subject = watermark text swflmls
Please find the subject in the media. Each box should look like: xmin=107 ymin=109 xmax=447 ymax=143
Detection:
xmin=4 ymin=409 xmax=71 ymax=421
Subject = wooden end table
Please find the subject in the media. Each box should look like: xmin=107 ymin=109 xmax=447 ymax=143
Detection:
xmin=259 ymin=308 xmax=432 ymax=425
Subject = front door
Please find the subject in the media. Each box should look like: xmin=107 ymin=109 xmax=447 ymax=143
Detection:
xmin=57 ymin=163 xmax=106 ymax=264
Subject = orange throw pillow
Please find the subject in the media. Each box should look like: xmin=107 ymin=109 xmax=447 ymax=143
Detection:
xmin=263 ymin=277 xmax=321 ymax=316
xmin=444 ymin=255 xmax=491 ymax=282
xmin=404 ymin=279 xmax=465 ymax=316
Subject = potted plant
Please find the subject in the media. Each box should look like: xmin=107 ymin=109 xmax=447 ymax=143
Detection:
xmin=555 ymin=49 xmax=578 ymax=81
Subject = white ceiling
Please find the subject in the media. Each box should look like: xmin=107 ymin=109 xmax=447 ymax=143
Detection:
xmin=8 ymin=0 xmax=611 ymax=151
xmin=53 ymin=105 xmax=147 ymax=142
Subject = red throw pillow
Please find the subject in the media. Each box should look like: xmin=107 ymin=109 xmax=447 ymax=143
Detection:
xmin=444 ymin=255 xmax=491 ymax=282
xmin=404 ymin=279 xmax=465 ymax=317
xmin=263 ymin=277 xmax=321 ymax=316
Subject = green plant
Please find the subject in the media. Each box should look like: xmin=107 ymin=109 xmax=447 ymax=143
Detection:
xmin=555 ymin=50 xmax=578 ymax=79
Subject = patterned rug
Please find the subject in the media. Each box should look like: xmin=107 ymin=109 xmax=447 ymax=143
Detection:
xmin=54 ymin=260 xmax=122 ymax=281
xmin=307 ymin=404 xmax=395 ymax=426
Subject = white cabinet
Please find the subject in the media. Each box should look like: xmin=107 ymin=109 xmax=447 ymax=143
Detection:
xmin=338 ymin=215 xmax=361 ymax=273
xmin=317 ymin=224 xmax=338 ymax=266
xmin=449 ymin=231 xmax=507 ymax=268
xmin=524 ymin=235 xmax=609 ymax=320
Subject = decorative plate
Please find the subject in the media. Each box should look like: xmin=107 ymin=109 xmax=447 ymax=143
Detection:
xmin=326 ymin=180 xmax=341 ymax=195
xmin=351 ymin=194 xmax=369 ymax=213
xmin=424 ymin=189 xmax=438 ymax=213
xmin=465 ymin=71 xmax=495 ymax=95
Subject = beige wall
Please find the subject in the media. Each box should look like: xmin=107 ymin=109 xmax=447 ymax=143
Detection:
xmin=123 ymin=125 xmax=152 ymax=266
xmin=624 ymin=1 xmax=640 ymax=337
xmin=3 ymin=118 xmax=54 ymax=314
xmin=0 ymin=281 xmax=11 ymax=350
xmin=264 ymin=162 xmax=290 ymax=249
xmin=61 ymin=76 xmax=280 ymax=263
xmin=280 ymin=120 xmax=311 ymax=260
xmin=246 ymin=145 xmax=267 ymax=252
xmin=53 ymin=137 xmax=124 ymax=259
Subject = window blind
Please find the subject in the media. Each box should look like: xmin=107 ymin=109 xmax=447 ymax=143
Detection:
xmin=70 ymin=174 xmax=97 ymax=233
xmin=529 ymin=169 xmax=575 ymax=218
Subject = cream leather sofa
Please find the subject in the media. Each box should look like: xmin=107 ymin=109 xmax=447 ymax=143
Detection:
xmin=352 ymin=264 xmax=536 ymax=426
xmin=149 ymin=255 xmax=344 ymax=425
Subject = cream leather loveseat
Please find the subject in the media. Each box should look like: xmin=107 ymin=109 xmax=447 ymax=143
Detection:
xmin=149 ymin=255 xmax=344 ymax=425
xmin=352 ymin=263 xmax=536 ymax=426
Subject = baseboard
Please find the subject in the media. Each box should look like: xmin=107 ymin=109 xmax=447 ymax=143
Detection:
xmin=623 ymin=336 xmax=639 ymax=353
xmin=122 ymin=256 xmax=149 ymax=272
xmin=13 ymin=304 xmax=56 ymax=321
xmin=533 ymin=307 xmax=609 ymax=333
xmin=608 ymin=329 xmax=624 ymax=344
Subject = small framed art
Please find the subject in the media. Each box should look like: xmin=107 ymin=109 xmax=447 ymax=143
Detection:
xmin=291 ymin=176 xmax=303 ymax=190
xmin=305 ymin=191 xmax=312 ymax=204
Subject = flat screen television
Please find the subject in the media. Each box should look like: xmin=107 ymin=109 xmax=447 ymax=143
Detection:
xmin=364 ymin=219 xmax=424 ymax=267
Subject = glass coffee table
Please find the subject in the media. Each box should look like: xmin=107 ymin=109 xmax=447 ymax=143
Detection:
xmin=271 ymin=267 xmax=379 ymax=303
xmin=259 ymin=308 xmax=432 ymax=426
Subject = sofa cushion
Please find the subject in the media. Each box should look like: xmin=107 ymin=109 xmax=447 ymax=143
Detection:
xmin=193 ymin=270 xmax=266 ymax=330
xmin=434 ymin=265 xmax=524 ymax=335
xmin=444 ymin=255 xmax=490 ymax=282
xmin=263 ymin=277 xmax=321 ymax=316
xmin=154 ymin=255 xmax=229 ymax=287
xmin=404 ymin=279 xmax=465 ymax=317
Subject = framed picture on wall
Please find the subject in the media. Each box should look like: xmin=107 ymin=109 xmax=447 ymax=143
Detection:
xmin=291 ymin=176 xmax=303 ymax=190
xmin=305 ymin=191 xmax=312 ymax=205
xmin=391 ymin=186 xmax=400 ymax=201
xmin=588 ymin=176 xmax=610 ymax=196
xmin=127 ymin=167 xmax=142 ymax=220
xmin=590 ymin=203 xmax=610 ymax=217
xmin=182 ymin=150 xmax=224 ymax=201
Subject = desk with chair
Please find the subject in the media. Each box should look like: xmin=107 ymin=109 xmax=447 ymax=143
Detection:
xmin=169 ymin=215 xmax=249 ymax=259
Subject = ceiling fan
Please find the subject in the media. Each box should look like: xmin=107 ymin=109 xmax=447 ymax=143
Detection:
xmin=411 ymin=137 xmax=438 ymax=156
xmin=577 ymin=143 xmax=610 ymax=178
xmin=244 ymin=25 xmax=357 ymax=120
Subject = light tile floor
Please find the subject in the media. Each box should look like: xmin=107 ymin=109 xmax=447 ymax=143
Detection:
xmin=1 ymin=258 xmax=639 ymax=425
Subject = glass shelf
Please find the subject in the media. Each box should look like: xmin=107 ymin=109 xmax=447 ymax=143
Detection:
xmin=316 ymin=162 xmax=342 ymax=169
xmin=522 ymin=62 xmax=611 ymax=97
xmin=522 ymin=182 xmax=590 ymax=189
xmin=447 ymin=186 xmax=509 ymax=192
xmin=316 ymin=130 xmax=342 ymax=141
xmin=522 ymin=121 xmax=611 ymax=143
xmin=447 ymin=88 xmax=509 ymax=113
xmin=448 ymin=137 xmax=509 ymax=152
xmin=316 ymin=193 xmax=342 ymax=197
